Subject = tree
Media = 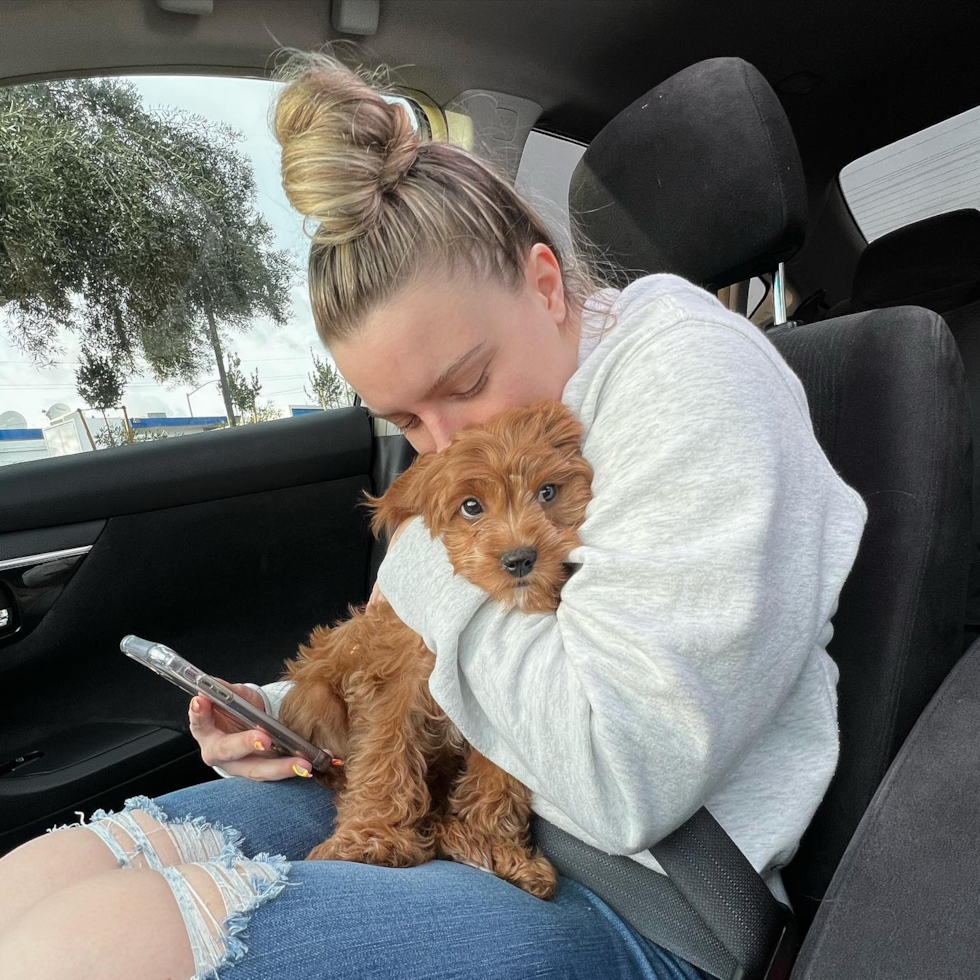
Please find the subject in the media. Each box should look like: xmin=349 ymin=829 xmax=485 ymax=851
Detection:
xmin=75 ymin=350 xmax=127 ymax=446
xmin=306 ymin=350 xmax=356 ymax=409
xmin=246 ymin=403 xmax=283 ymax=425
xmin=0 ymin=78 xmax=295 ymax=423
xmin=226 ymin=353 xmax=263 ymax=424
xmin=214 ymin=401 xmax=282 ymax=428
xmin=93 ymin=426 xmax=168 ymax=450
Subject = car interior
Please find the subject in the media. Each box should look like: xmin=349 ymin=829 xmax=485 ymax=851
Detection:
xmin=2 ymin=2 xmax=980 ymax=978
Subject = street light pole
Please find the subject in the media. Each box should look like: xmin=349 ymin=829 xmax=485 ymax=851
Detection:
xmin=186 ymin=380 xmax=218 ymax=417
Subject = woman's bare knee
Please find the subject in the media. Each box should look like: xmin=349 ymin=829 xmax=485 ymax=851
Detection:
xmin=0 ymin=806 xmax=191 ymax=936
xmin=0 ymin=829 xmax=119 ymax=935
xmin=0 ymin=854 xmax=291 ymax=980
xmin=0 ymin=867 xmax=197 ymax=980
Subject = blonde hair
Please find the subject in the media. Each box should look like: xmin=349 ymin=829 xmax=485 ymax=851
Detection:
xmin=273 ymin=51 xmax=609 ymax=346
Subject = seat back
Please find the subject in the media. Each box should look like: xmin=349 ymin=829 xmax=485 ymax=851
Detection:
xmin=569 ymin=57 xmax=973 ymax=930
xmin=841 ymin=209 xmax=980 ymax=629
xmin=767 ymin=310 xmax=971 ymax=926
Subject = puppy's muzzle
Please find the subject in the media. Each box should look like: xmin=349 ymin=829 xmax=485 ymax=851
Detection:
xmin=500 ymin=547 xmax=537 ymax=578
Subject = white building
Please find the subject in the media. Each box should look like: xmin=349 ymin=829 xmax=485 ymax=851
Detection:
xmin=0 ymin=411 xmax=228 ymax=467
xmin=0 ymin=427 xmax=49 ymax=466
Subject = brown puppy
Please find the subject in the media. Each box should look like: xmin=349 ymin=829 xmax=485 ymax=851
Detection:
xmin=278 ymin=400 xmax=592 ymax=898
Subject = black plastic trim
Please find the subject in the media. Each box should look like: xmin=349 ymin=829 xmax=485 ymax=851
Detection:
xmin=0 ymin=408 xmax=372 ymax=533
xmin=0 ymin=520 xmax=106 ymax=562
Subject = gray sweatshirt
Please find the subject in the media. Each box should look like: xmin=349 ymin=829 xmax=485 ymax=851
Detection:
xmin=224 ymin=274 xmax=867 ymax=899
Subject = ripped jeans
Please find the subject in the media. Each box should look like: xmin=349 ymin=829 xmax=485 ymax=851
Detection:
xmin=47 ymin=775 xmax=707 ymax=980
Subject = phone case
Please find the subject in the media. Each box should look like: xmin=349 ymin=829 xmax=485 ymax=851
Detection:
xmin=120 ymin=635 xmax=336 ymax=774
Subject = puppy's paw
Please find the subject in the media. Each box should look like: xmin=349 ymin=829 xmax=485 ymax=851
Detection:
xmin=437 ymin=817 xmax=557 ymax=900
xmin=507 ymin=850 xmax=558 ymax=900
xmin=307 ymin=826 xmax=432 ymax=868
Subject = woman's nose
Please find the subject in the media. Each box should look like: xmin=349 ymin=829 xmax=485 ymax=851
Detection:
xmin=425 ymin=413 xmax=456 ymax=453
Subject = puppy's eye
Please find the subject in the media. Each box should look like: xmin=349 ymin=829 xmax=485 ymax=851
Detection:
xmin=538 ymin=484 xmax=558 ymax=504
xmin=460 ymin=498 xmax=484 ymax=520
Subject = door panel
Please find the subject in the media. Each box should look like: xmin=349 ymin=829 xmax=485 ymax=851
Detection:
xmin=2 ymin=409 xmax=370 ymax=531
xmin=0 ymin=408 xmax=375 ymax=853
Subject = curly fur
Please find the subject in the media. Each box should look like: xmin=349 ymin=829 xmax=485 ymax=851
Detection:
xmin=278 ymin=400 xmax=593 ymax=898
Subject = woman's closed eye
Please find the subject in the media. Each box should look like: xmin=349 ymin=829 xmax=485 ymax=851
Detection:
xmin=394 ymin=415 xmax=420 ymax=432
xmin=455 ymin=370 xmax=489 ymax=401
xmin=366 ymin=412 xmax=419 ymax=432
xmin=370 ymin=371 xmax=490 ymax=433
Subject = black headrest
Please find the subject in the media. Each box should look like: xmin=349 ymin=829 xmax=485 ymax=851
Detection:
xmin=851 ymin=209 xmax=980 ymax=315
xmin=569 ymin=57 xmax=807 ymax=290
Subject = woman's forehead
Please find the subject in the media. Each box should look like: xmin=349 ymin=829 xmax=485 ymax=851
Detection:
xmin=334 ymin=283 xmax=515 ymax=410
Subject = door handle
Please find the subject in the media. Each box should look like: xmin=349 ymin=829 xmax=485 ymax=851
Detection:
xmin=0 ymin=582 xmax=18 ymax=638
xmin=0 ymin=750 xmax=43 ymax=777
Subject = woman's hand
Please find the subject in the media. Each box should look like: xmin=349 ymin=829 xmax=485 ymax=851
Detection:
xmin=188 ymin=678 xmax=314 ymax=781
xmin=368 ymin=518 xmax=414 ymax=607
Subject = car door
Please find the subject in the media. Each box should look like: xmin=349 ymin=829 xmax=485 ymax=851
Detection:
xmin=0 ymin=67 xmax=418 ymax=854
xmin=0 ymin=409 xmax=381 ymax=853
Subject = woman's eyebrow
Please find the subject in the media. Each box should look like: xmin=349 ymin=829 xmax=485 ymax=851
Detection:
xmin=364 ymin=342 xmax=487 ymax=418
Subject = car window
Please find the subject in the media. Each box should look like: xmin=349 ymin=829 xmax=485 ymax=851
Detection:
xmin=747 ymin=277 xmax=767 ymax=318
xmin=840 ymin=102 xmax=980 ymax=242
xmin=515 ymin=130 xmax=587 ymax=256
xmin=0 ymin=74 xmax=427 ymax=467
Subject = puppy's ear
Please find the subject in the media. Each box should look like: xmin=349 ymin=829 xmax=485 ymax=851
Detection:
xmin=363 ymin=453 xmax=435 ymax=540
xmin=529 ymin=400 xmax=584 ymax=453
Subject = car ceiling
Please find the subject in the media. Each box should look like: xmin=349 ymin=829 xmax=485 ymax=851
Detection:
xmin=3 ymin=0 xmax=979 ymax=300
xmin=4 ymin=0 xmax=979 ymax=188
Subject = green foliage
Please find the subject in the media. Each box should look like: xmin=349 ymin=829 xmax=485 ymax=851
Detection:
xmin=226 ymin=352 xmax=263 ymax=423
xmin=245 ymin=402 xmax=284 ymax=425
xmin=214 ymin=400 xmax=282 ymax=428
xmin=75 ymin=350 xmax=124 ymax=412
xmin=306 ymin=349 xmax=356 ymax=408
xmin=94 ymin=425 xmax=170 ymax=450
xmin=75 ymin=348 xmax=127 ymax=446
xmin=0 ymin=77 xmax=296 ymax=420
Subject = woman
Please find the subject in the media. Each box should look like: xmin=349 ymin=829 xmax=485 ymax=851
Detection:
xmin=0 ymin=53 xmax=866 ymax=980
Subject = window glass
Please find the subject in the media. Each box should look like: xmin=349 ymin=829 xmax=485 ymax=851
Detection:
xmin=840 ymin=103 xmax=980 ymax=242
xmin=0 ymin=74 xmax=416 ymax=467
xmin=747 ymin=277 xmax=768 ymax=318
xmin=515 ymin=130 xmax=587 ymax=256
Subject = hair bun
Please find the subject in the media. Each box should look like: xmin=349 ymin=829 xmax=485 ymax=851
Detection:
xmin=274 ymin=54 xmax=419 ymax=245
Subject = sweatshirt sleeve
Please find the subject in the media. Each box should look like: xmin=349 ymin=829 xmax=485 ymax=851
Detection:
xmin=376 ymin=315 xmax=867 ymax=854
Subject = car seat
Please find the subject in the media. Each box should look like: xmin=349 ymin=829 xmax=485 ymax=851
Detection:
xmin=568 ymin=56 xmax=973 ymax=957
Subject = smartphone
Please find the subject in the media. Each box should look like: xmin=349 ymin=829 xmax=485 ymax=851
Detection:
xmin=120 ymin=634 xmax=338 ymax=774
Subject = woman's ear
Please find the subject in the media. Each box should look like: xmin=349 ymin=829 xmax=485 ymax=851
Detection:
xmin=525 ymin=243 xmax=567 ymax=327
xmin=363 ymin=454 xmax=434 ymax=540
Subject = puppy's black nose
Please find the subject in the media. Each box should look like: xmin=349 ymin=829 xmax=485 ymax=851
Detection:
xmin=500 ymin=547 xmax=537 ymax=578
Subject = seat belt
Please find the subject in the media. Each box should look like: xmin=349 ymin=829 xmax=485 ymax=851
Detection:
xmin=531 ymin=808 xmax=797 ymax=980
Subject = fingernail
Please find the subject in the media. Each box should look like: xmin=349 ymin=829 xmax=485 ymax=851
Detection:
xmin=331 ymin=758 xmax=344 ymax=767
xmin=253 ymin=739 xmax=265 ymax=751
xmin=191 ymin=699 xmax=201 ymax=713
xmin=292 ymin=763 xmax=312 ymax=778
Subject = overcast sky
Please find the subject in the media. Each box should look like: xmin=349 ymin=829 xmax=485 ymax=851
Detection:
xmin=0 ymin=74 xmax=322 ymax=428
